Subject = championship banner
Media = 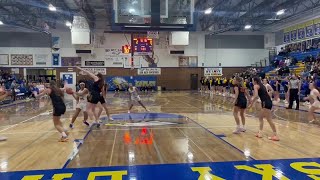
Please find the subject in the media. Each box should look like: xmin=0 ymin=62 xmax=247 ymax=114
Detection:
xmin=283 ymin=32 xmax=290 ymax=43
xmin=314 ymin=18 xmax=320 ymax=36
xmin=138 ymin=68 xmax=161 ymax=75
xmin=204 ymin=68 xmax=223 ymax=76
xmin=291 ymin=28 xmax=297 ymax=41
xmin=298 ymin=24 xmax=305 ymax=40
xmin=305 ymin=20 xmax=314 ymax=38
xmin=81 ymin=68 xmax=106 ymax=75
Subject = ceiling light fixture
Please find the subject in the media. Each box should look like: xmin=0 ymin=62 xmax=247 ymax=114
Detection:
xmin=204 ymin=8 xmax=212 ymax=14
xmin=129 ymin=8 xmax=135 ymax=13
xmin=244 ymin=25 xmax=252 ymax=29
xmin=65 ymin=21 xmax=72 ymax=27
xmin=48 ymin=4 xmax=57 ymax=11
xmin=276 ymin=9 xmax=285 ymax=16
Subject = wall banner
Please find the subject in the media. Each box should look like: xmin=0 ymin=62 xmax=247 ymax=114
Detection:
xmin=0 ymin=54 xmax=9 ymax=65
xmin=11 ymin=54 xmax=33 ymax=66
xmin=298 ymin=28 xmax=305 ymax=40
xmin=105 ymin=48 xmax=129 ymax=67
xmin=291 ymin=29 xmax=297 ymax=41
xmin=138 ymin=68 xmax=161 ymax=75
xmin=81 ymin=68 xmax=106 ymax=75
xmin=52 ymin=53 xmax=60 ymax=66
xmin=306 ymin=25 xmax=314 ymax=38
xmin=283 ymin=32 xmax=290 ymax=43
xmin=204 ymin=68 xmax=223 ymax=76
xmin=106 ymin=76 xmax=156 ymax=91
xmin=35 ymin=54 xmax=49 ymax=65
xmin=85 ymin=61 xmax=105 ymax=66
xmin=179 ymin=56 xmax=198 ymax=67
xmin=61 ymin=57 xmax=81 ymax=66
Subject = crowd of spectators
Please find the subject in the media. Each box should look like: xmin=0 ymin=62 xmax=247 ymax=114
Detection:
xmin=0 ymin=70 xmax=57 ymax=103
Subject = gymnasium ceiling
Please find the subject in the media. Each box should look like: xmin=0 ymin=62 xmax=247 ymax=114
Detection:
xmin=0 ymin=0 xmax=320 ymax=34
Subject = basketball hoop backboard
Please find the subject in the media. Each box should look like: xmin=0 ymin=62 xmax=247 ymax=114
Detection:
xmin=113 ymin=0 xmax=195 ymax=31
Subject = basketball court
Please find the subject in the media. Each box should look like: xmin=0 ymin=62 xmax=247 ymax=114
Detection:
xmin=0 ymin=92 xmax=319 ymax=179
xmin=1 ymin=0 xmax=320 ymax=179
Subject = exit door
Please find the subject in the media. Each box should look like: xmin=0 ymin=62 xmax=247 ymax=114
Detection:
xmin=190 ymin=74 xmax=198 ymax=90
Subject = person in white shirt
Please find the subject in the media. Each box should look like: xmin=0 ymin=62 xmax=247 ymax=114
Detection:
xmin=69 ymin=82 xmax=90 ymax=129
xmin=128 ymin=83 xmax=149 ymax=113
xmin=304 ymin=81 xmax=320 ymax=123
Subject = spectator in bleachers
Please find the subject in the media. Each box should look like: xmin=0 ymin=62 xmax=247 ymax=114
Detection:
xmin=10 ymin=80 xmax=17 ymax=101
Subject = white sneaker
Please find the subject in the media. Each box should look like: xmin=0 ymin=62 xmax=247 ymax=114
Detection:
xmin=240 ymin=127 xmax=246 ymax=132
xmin=233 ymin=128 xmax=241 ymax=134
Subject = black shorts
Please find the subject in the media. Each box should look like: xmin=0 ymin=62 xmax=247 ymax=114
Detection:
xmin=90 ymin=95 xmax=105 ymax=104
xmin=261 ymin=100 xmax=272 ymax=110
xmin=53 ymin=105 xmax=66 ymax=116
xmin=235 ymin=99 xmax=247 ymax=109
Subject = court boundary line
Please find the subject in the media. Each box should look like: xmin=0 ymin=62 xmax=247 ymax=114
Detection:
xmin=187 ymin=93 xmax=320 ymax=159
xmin=109 ymin=128 xmax=118 ymax=166
xmin=62 ymin=128 xmax=93 ymax=169
xmin=185 ymin=116 xmax=255 ymax=161
xmin=172 ymin=97 xmax=255 ymax=161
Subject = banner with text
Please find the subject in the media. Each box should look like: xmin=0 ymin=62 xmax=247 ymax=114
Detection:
xmin=138 ymin=68 xmax=161 ymax=75
xmin=204 ymin=68 xmax=223 ymax=76
xmin=81 ymin=68 xmax=106 ymax=75
xmin=85 ymin=61 xmax=105 ymax=66
xmin=105 ymin=49 xmax=129 ymax=67
xmin=106 ymin=76 xmax=156 ymax=91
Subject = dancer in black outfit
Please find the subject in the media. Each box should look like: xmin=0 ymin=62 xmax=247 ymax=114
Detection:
xmin=249 ymin=77 xmax=279 ymax=141
xmin=76 ymin=67 xmax=113 ymax=127
xmin=233 ymin=77 xmax=251 ymax=134
xmin=37 ymin=81 xmax=68 ymax=142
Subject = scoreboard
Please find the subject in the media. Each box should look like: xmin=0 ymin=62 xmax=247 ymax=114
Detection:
xmin=121 ymin=38 xmax=153 ymax=55
xmin=133 ymin=38 xmax=153 ymax=55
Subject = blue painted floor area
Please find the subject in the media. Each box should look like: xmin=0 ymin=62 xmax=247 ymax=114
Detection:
xmin=1 ymin=158 xmax=319 ymax=180
xmin=102 ymin=113 xmax=185 ymax=121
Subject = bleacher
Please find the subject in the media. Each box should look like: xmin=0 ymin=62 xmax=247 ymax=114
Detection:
xmin=262 ymin=49 xmax=320 ymax=100
xmin=265 ymin=49 xmax=320 ymax=77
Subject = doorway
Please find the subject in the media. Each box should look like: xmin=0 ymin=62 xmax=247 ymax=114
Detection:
xmin=190 ymin=74 xmax=198 ymax=90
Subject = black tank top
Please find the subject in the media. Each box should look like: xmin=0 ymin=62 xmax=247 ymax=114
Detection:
xmin=91 ymin=80 xmax=102 ymax=96
xmin=49 ymin=89 xmax=64 ymax=108
xmin=235 ymin=85 xmax=246 ymax=101
xmin=258 ymin=85 xmax=271 ymax=102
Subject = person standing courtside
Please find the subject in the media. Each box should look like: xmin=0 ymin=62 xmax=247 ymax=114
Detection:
xmin=287 ymin=75 xmax=301 ymax=110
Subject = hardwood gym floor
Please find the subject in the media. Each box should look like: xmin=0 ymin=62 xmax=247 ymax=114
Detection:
xmin=0 ymin=92 xmax=319 ymax=178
